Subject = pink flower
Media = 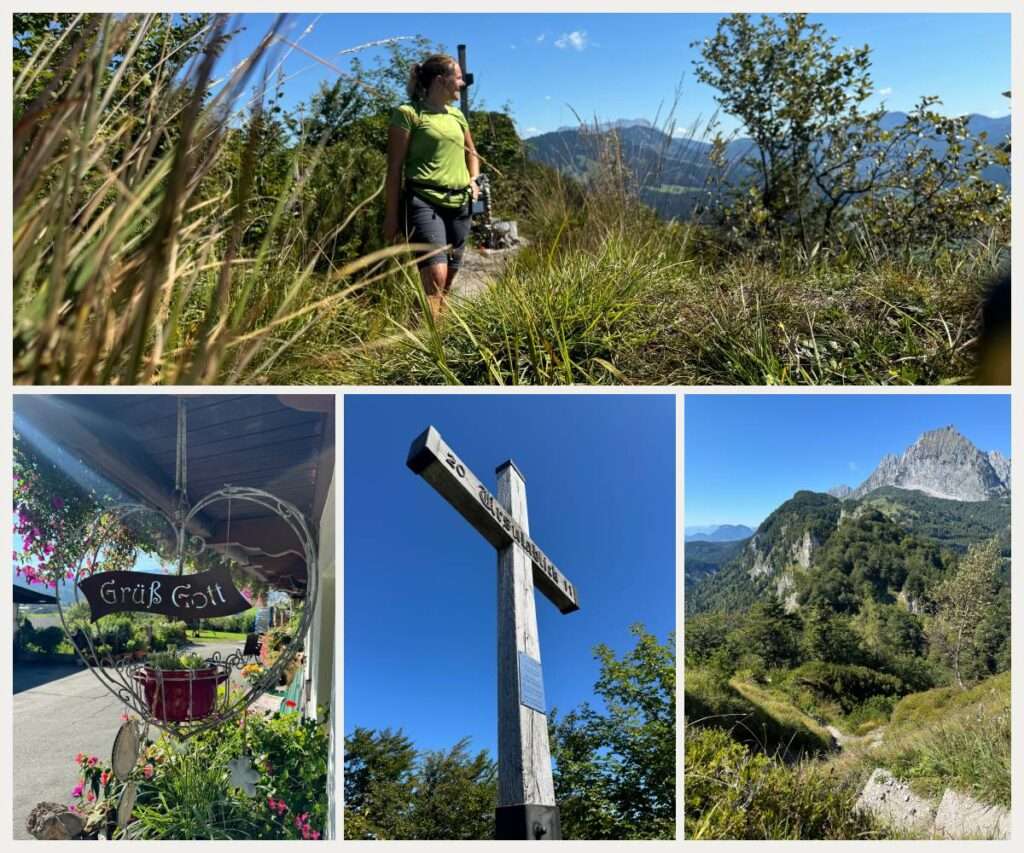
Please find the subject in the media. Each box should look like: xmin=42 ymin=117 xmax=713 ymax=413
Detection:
xmin=100 ymin=771 xmax=109 ymax=786
xmin=120 ymin=711 xmax=130 ymax=722
xmin=142 ymin=764 xmax=154 ymax=779
xmin=86 ymin=791 xmax=95 ymax=802
xmin=87 ymin=756 xmax=98 ymax=766
xmin=71 ymin=782 xmax=84 ymax=798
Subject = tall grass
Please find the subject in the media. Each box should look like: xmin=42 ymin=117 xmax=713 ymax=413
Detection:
xmin=13 ymin=14 xmax=421 ymax=385
xmin=684 ymin=726 xmax=879 ymax=840
xmin=874 ymin=672 xmax=1011 ymax=807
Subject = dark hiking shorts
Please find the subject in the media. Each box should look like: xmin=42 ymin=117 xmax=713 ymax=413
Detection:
xmin=404 ymin=192 xmax=471 ymax=270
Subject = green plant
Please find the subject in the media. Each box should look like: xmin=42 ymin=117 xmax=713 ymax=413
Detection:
xmin=146 ymin=648 xmax=197 ymax=670
xmin=685 ymin=726 xmax=878 ymax=839
xmin=27 ymin=625 xmax=65 ymax=654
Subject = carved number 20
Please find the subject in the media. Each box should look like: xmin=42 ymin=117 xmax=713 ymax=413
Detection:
xmin=445 ymin=452 xmax=466 ymax=478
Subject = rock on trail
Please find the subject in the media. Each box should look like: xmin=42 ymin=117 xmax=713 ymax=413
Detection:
xmin=856 ymin=767 xmax=1010 ymax=839
xmin=450 ymin=243 xmax=524 ymax=300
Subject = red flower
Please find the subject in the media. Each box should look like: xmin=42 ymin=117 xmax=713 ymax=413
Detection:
xmin=285 ymin=700 xmax=297 ymax=709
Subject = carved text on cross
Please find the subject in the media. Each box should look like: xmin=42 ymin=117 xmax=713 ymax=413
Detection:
xmin=406 ymin=426 xmax=579 ymax=614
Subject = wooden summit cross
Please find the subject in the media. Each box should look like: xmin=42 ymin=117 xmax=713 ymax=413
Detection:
xmin=407 ymin=426 xmax=579 ymax=841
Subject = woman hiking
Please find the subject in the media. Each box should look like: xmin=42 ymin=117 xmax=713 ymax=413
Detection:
xmin=384 ymin=54 xmax=479 ymax=320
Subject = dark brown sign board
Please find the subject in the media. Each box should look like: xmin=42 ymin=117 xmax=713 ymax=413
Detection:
xmin=78 ymin=564 xmax=250 ymax=622
xmin=406 ymin=426 xmax=579 ymax=614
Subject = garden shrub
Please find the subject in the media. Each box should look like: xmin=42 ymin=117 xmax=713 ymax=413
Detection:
xmin=23 ymin=625 xmax=66 ymax=654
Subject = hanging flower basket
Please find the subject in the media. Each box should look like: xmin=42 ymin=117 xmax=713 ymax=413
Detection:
xmin=133 ymin=663 xmax=228 ymax=723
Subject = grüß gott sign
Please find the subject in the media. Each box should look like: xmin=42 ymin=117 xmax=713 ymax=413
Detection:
xmin=78 ymin=564 xmax=251 ymax=622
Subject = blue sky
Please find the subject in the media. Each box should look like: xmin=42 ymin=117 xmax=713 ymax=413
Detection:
xmin=344 ymin=394 xmax=675 ymax=758
xmin=218 ymin=12 xmax=1011 ymax=137
xmin=686 ymin=394 xmax=1011 ymax=529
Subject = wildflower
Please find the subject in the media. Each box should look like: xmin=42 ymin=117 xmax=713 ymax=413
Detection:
xmin=100 ymin=771 xmax=109 ymax=786
xmin=86 ymin=791 xmax=95 ymax=802
xmin=71 ymin=782 xmax=84 ymax=798
xmin=75 ymin=753 xmax=85 ymax=764
xmin=142 ymin=764 xmax=154 ymax=779
xmin=285 ymin=700 xmax=297 ymax=709
xmin=87 ymin=755 xmax=98 ymax=766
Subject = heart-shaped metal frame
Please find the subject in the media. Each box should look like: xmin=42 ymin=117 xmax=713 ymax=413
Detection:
xmin=55 ymin=486 xmax=318 ymax=740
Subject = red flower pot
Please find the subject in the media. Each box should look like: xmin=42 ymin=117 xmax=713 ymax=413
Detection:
xmin=134 ymin=666 xmax=227 ymax=722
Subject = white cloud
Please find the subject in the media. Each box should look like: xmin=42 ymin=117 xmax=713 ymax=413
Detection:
xmin=536 ymin=33 xmax=546 ymax=43
xmin=555 ymin=30 xmax=588 ymax=52
xmin=878 ymin=86 xmax=893 ymax=97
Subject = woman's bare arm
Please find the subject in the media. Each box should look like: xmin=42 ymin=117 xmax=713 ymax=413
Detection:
xmin=464 ymin=127 xmax=480 ymax=199
xmin=384 ymin=125 xmax=411 ymax=241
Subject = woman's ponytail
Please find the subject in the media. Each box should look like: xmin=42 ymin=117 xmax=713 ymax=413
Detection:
xmin=405 ymin=54 xmax=456 ymax=101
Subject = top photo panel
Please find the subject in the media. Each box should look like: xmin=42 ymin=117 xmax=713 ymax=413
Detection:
xmin=12 ymin=12 xmax=1010 ymax=386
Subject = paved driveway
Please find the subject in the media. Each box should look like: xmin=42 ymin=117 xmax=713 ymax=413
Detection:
xmin=13 ymin=640 xmax=242 ymax=839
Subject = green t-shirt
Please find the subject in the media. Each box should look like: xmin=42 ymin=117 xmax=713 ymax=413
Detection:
xmin=390 ymin=102 xmax=471 ymax=208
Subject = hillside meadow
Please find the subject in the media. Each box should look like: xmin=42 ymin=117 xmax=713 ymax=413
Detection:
xmin=13 ymin=14 xmax=1010 ymax=386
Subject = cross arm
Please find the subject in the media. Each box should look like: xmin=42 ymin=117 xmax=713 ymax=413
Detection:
xmin=407 ymin=426 xmax=580 ymax=614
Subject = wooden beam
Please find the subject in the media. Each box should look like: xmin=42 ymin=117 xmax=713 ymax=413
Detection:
xmin=496 ymin=461 xmax=556 ymax=809
xmin=406 ymin=426 xmax=579 ymax=614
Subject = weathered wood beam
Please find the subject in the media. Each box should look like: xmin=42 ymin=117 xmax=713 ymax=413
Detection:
xmin=406 ymin=426 xmax=579 ymax=614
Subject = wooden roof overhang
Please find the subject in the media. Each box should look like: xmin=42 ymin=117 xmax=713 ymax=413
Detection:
xmin=14 ymin=395 xmax=334 ymax=593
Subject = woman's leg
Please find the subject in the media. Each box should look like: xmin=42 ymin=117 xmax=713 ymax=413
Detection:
xmin=443 ymin=201 xmax=473 ymax=294
xmin=406 ymin=194 xmax=451 ymax=320
xmin=420 ymin=263 xmax=449 ymax=320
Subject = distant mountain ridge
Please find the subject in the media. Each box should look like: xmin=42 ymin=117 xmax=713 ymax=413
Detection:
xmin=685 ymin=523 xmax=755 ymax=542
xmin=526 ymin=113 xmax=1010 ymax=220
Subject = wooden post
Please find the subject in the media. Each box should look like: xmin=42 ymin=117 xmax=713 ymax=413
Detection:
xmin=406 ymin=426 xmax=576 ymax=840
xmin=457 ymin=44 xmax=471 ymax=118
xmin=495 ymin=461 xmax=560 ymax=840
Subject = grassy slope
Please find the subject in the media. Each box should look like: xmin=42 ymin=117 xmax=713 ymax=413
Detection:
xmin=686 ymin=667 xmax=1011 ymax=838
xmin=850 ymin=672 xmax=1011 ymax=807
xmin=685 ymin=667 xmax=833 ymax=757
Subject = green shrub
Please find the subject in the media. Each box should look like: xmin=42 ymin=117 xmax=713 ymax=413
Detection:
xmin=27 ymin=625 xmax=65 ymax=654
xmin=787 ymin=661 xmax=904 ymax=713
xmin=685 ymin=726 xmax=878 ymax=839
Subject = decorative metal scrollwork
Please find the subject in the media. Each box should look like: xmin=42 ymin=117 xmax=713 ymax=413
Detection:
xmin=55 ymin=486 xmax=319 ymax=740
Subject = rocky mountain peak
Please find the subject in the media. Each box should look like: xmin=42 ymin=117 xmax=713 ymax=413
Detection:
xmin=850 ymin=426 xmax=1009 ymax=502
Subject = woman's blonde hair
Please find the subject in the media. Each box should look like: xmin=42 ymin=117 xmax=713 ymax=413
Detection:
xmin=406 ymin=54 xmax=457 ymax=101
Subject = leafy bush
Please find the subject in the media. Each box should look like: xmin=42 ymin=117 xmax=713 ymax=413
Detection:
xmin=25 ymin=624 xmax=65 ymax=654
xmin=786 ymin=661 xmax=904 ymax=714
xmin=685 ymin=726 xmax=878 ymax=839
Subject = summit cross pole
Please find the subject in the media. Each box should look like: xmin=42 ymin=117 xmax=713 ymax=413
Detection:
xmin=407 ymin=426 xmax=579 ymax=841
